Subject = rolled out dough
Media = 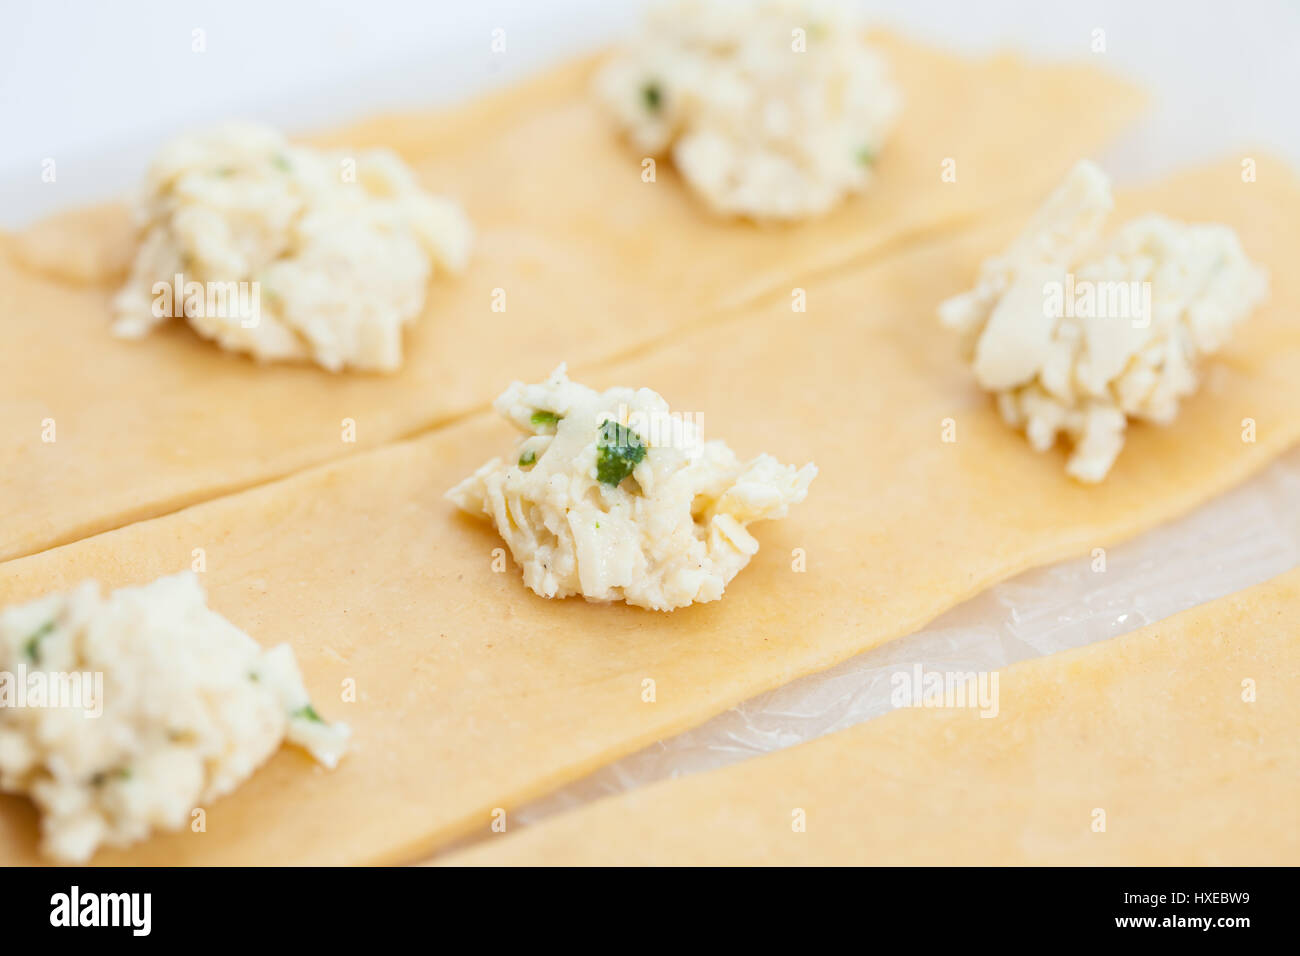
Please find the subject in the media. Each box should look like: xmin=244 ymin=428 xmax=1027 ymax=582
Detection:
xmin=0 ymin=157 xmax=1297 ymax=865
xmin=440 ymin=564 xmax=1300 ymax=866
xmin=0 ymin=33 xmax=1142 ymax=563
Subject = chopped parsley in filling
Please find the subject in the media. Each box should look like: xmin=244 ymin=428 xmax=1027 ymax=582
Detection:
xmin=22 ymin=619 xmax=55 ymax=664
xmin=530 ymin=410 xmax=562 ymax=429
xmin=641 ymin=81 xmax=663 ymax=112
xmin=292 ymin=704 xmax=324 ymax=724
xmin=596 ymin=420 xmax=647 ymax=486
xmin=91 ymin=768 xmax=131 ymax=787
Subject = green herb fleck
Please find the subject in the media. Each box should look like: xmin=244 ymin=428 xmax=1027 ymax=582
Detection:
xmin=214 ymin=165 xmax=236 ymax=177
xmin=292 ymin=704 xmax=323 ymax=724
xmin=91 ymin=767 xmax=131 ymax=786
xmin=642 ymin=81 xmax=663 ymax=112
xmin=518 ymin=449 xmax=537 ymax=467
xmin=856 ymin=146 xmax=876 ymax=167
xmin=530 ymin=410 xmax=562 ymax=429
xmin=22 ymin=620 xmax=55 ymax=664
xmin=273 ymin=153 xmax=292 ymax=172
xmin=596 ymin=420 xmax=647 ymax=487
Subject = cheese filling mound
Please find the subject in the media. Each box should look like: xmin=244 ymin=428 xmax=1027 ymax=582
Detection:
xmin=0 ymin=572 xmax=348 ymax=862
xmin=939 ymin=160 xmax=1269 ymax=482
xmin=112 ymin=122 xmax=472 ymax=372
xmin=447 ymin=365 xmax=817 ymax=611
xmin=595 ymin=0 xmax=900 ymax=221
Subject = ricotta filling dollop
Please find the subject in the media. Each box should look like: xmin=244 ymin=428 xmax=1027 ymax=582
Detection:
xmin=447 ymin=365 xmax=817 ymax=611
xmin=939 ymin=160 xmax=1269 ymax=482
xmin=112 ymin=122 xmax=472 ymax=372
xmin=0 ymin=572 xmax=348 ymax=863
xmin=595 ymin=0 xmax=900 ymax=221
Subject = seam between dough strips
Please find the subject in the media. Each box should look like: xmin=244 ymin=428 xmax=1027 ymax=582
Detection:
xmin=1 ymin=35 xmax=1146 ymax=562
xmin=1 ymin=191 xmax=1042 ymax=562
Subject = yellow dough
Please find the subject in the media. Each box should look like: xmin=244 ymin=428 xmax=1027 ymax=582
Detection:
xmin=1 ymin=157 xmax=1297 ymax=865
xmin=0 ymin=34 xmax=1142 ymax=563
xmin=441 ymin=565 xmax=1300 ymax=866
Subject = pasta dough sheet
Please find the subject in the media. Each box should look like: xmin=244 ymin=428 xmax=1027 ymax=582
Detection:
xmin=0 ymin=33 xmax=1143 ymax=562
xmin=0 ymin=157 xmax=1297 ymax=865
xmin=442 ymin=565 xmax=1300 ymax=866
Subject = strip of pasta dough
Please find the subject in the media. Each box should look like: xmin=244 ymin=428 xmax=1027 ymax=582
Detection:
xmin=440 ymin=565 xmax=1300 ymax=866
xmin=0 ymin=33 xmax=1142 ymax=562
xmin=0 ymin=158 xmax=1297 ymax=865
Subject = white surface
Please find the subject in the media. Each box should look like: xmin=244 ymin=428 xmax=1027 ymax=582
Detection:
xmin=3 ymin=0 xmax=1299 ymax=224
xmin=4 ymin=0 xmax=1298 ymax=854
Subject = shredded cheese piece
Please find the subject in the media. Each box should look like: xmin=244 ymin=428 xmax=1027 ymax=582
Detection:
xmin=941 ymin=160 xmax=1268 ymax=482
xmin=112 ymin=122 xmax=472 ymax=372
xmin=0 ymin=572 xmax=347 ymax=862
xmin=447 ymin=365 xmax=816 ymax=611
xmin=595 ymin=0 xmax=900 ymax=221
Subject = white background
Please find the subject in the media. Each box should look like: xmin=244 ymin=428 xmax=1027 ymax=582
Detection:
xmin=5 ymin=0 xmax=1300 ymax=849
xmin=3 ymin=0 xmax=1299 ymax=224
